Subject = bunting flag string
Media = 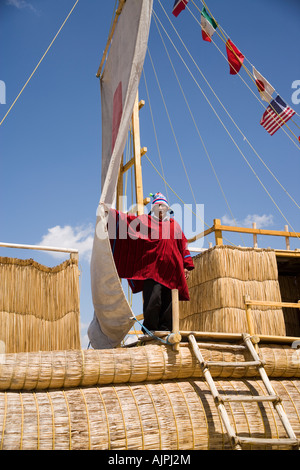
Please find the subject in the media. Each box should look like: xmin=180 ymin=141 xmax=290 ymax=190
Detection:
xmin=225 ymin=39 xmax=245 ymax=75
xmin=172 ymin=0 xmax=190 ymax=17
xmin=260 ymin=95 xmax=295 ymax=136
xmin=200 ymin=7 xmax=217 ymax=42
xmin=252 ymin=67 xmax=275 ymax=103
xmin=170 ymin=0 xmax=299 ymax=143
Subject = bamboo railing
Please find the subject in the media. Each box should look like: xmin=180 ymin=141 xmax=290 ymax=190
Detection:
xmin=188 ymin=218 xmax=300 ymax=252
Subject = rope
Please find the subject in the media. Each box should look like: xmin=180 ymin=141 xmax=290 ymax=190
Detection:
xmin=128 ymin=385 xmax=145 ymax=449
xmin=144 ymin=152 xmax=237 ymax=246
xmin=112 ymin=386 xmax=128 ymax=449
xmin=19 ymin=392 xmax=24 ymax=450
xmin=154 ymin=4 xmax=300 ymax=238
xmin=79 ymin=388 xmax=91 ymax=450
xmin=33 ymin=393 xmax=40 ymax=450
xmin=0 ymin=0 xmax=80 ymax=126
xmin=130 ymin=312 xmax=172 ymax=345
xmin=188 ymin=5 xmax=300 ymax=183
xmin=160 ymin=383 xmax=180 ymax=447
xmin=186 ymin=4 xmax=300 ymax=208
xmin=147 ymin=47 xmax=198 ymax=208
xmin=142 ymin=69 xmax=170 ymax=202
xmin=46 ymin=391 xmax=56 ymax=450
xmin=144 ymin=384 xmax=162 ymax=449
xmin=96 ymin=387 xmax=111 ymax=449
xmin=0 ymin=392 xmax=7 ymax=450
xmin=189 ymin=1 xmax=300 ymax=149
xmin=62 ymin=390 xmax=72 ymax=450
xmin=152 ymin=13 xmax=246 ymax=247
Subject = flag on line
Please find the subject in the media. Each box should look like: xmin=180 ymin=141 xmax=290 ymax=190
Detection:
xmin=226 ymin=39 xmax=244 ymax=75
xmin=260 ymin=95 xmax=295 ymax=136
xmin=172 ymin=0 xmax=189 ymax=17
xmin=252 ymin=67 xmax=275 ymax=103
xmin=200 ymin=7 xmax=217 ymax=42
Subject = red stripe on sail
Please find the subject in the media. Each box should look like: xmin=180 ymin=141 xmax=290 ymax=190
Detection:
xmin=111 ymin=81 xmax=123 ymax=152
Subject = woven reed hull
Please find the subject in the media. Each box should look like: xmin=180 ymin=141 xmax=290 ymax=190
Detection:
xmin=1 ymin=343 xmax=300 ymax=391
xmin=180 ymin=246 xmax=288 ymax=336
xmin=1 ymin=378 xmax=300 ymax=450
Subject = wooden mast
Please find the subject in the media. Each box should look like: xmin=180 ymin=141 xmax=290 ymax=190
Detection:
xmin=96 ymin=0 xmax=126 ymax=79
xmin=97 ymin=1 xmax=180 ymax=343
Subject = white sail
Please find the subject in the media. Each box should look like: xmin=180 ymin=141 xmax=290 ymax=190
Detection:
xmin=88 ymin=0 xmax=153 ymax=348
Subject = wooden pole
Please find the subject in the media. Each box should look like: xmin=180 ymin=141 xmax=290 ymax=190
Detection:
xmin=0 ymin=242 xmax=78 ymax=256
xmin=96 ymin=0 xmax=126 ymax=78
xmin=213 ymin=219 xmax=223 ymax=246
xmin=244 ymin=294 xmax=259 ymax=352
xmin=169 ymin=289 xmax=181 ymax=351
xmin=285 ymin=225 xmax=291 ymax=250
xmin=253 ymin=222 xmax=258 ymax=248
xmin=131 ymin=91 xmax=145 ymax=215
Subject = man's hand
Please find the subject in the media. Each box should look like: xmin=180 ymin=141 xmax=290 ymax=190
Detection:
xmin=184 ymin=268 xmax=190 ymax=280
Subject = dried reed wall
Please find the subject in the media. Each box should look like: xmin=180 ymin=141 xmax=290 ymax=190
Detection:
xmin=0 ymin=257 xmax=81 ymax=353
xmin=1 ymin=377 xmax=300 ymax=450
xmin=180 ymin=246 xmax=286 ymax=336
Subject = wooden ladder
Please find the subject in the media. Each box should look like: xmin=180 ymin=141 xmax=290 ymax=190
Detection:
xmin=188 ymin=333 xmax=300 ymax=450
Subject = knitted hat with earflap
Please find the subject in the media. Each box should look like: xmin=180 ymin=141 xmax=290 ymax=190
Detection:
xmin=149 ymin=192 xmax=174 ymax=215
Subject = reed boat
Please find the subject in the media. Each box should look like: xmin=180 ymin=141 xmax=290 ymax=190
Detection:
xmin=1 ymin=0 xmax=300 ymax=451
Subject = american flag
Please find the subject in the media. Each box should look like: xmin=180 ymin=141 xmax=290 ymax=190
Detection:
xmin=172 ymin=0 xmax=189 ymax=17
xmin=260 ymin=95 xmax=295 ymax=136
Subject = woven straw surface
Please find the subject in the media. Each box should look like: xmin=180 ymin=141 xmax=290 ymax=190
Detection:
xmin=0 ymin=257 xmax=81 ymax=353
xmin=180 ymin=246 xmax=288 ymax=336
xmin=1 ymin=377 xmax=300 ymax=450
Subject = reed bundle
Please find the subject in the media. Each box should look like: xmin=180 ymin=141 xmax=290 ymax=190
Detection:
xmin=0 ymin=257 xmax=81 ymax=353
xmin=180 ymin=246 xmax=287 ymax=336
xmin=0 ymin=343 xmax=300 ymax=391
xmin=0 ymin=377 xmax=300 ymax=450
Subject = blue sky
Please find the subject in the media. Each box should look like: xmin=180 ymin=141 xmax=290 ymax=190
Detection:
xmin=1 ymin=0 xmax=299 ymax=347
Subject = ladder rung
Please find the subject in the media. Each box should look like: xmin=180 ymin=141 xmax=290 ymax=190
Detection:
xmin=192 ymin=342 xmax=246 ymax=351
xmin=238 ymin=436 xmax=299 ymax=447
xmin=206 ymin=360 xmax=262 ymax=368
xmin=222 ymin=395 xmax=280 ymax=403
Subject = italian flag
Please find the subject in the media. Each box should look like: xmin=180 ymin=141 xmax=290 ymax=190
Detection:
xmin=201 ymin=7 xmax=217 ymax=42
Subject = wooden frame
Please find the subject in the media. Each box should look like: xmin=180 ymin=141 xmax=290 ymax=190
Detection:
xmin=244 ymin=295 xmax=300 ymax=350
xmin=0 ymin=242 xmax=79 ymax=261
xmin=188 ymin=219 xmax=300 ymax=250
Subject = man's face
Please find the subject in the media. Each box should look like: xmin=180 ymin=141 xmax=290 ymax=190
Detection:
xmin=153 ymin=203 xmax=168 ymax=220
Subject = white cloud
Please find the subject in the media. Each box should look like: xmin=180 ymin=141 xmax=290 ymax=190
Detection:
xmin=6 ymin=0 xmax=38 ymax=14
xmin=38 ymin=224 xmax=94 ymax=261
xmin=222 ymin=213 xmax=274 ymax=229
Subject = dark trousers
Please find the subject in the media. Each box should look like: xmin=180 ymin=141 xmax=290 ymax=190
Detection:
xmin=142 ymin=279 xmax=173 ymax=332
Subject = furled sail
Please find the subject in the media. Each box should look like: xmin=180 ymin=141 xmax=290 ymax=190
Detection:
xmin=88 ymin=0 xmax=153 ymax=348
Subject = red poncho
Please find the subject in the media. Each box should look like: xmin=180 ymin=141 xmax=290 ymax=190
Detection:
xmin=108 ymin=209 xmax=194 ymax=301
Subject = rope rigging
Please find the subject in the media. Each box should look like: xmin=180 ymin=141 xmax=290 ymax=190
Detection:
xmin=190 ymin=0 xmax=300 ymax=149
xmin=151 ymin=12 xmax=246 ymax=247
xmin=0 ymin=0 xmax=80 ymax=127
xmin=154 ymin=1 xmax=299 ymax=240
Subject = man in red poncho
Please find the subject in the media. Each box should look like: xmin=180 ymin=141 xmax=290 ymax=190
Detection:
xmin=108 ymin=192 xmax=194 ymax=332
